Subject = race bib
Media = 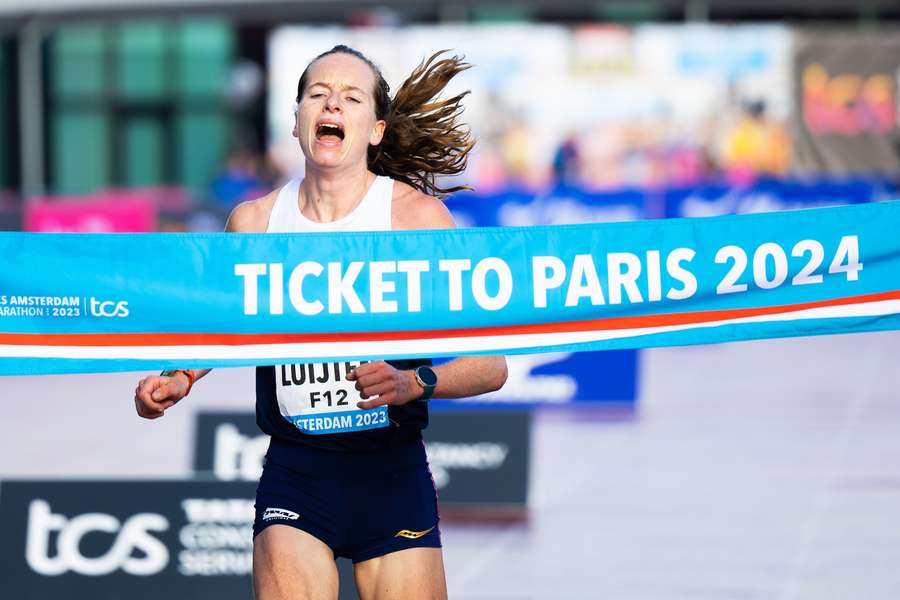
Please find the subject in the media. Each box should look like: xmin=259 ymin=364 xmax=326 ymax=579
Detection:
xmin=275 ymin=360 xmax=389 ymax=435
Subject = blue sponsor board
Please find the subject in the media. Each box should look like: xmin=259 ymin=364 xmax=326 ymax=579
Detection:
xmin=664 ymin=177 xmax=896 ymax=219
xmin=446 ymin=184 xmax=648 ymax=229
xmin=447 ymin=178 xmax=896 ymax=226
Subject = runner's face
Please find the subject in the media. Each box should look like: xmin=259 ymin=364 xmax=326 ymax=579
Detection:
xmin=293 ymin=53 xmax=386 ymax=170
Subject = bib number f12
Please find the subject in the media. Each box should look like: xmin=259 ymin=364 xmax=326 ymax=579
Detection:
xmin=275 ymin=361 xmax=389 ymax=435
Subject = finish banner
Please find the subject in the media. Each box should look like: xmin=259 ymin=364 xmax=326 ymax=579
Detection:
xmin=1 ymin=200 xmax=899 ymax=375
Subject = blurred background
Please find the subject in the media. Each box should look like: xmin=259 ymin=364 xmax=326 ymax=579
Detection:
xmin=1 ymin=1 xmax=899 ymax=598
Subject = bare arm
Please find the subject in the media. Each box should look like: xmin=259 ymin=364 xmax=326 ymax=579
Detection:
xmin=351 ymin=355 xmax=507 ymax=410
xmin=352 ymin=188 xmax=508 ymax=409
xmin=134 ymin=194 xmax=275 ymax=418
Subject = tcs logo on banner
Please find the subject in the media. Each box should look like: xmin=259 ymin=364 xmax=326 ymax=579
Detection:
xmin=90 ymin=297 xmax=130 ymax=318
xmin=25 ymin=499 xmax=169 ymax=576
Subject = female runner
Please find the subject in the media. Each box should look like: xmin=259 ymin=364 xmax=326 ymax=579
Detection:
xmin=134 ymin=45 xmax=508 ymax=600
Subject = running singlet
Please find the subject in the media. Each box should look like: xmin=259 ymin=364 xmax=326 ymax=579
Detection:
xmin=255 ymin=176 xmax=431 ymax=451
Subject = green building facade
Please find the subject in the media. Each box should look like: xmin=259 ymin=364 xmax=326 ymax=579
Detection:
xmin=48 ymin=19 xmax=233 ymax=195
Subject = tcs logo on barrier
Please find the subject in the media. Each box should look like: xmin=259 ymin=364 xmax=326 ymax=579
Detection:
xmin=25 ymin=499 xmax=169 ymax=576
xmin=90 ymin=297 xmax=130 ymax=318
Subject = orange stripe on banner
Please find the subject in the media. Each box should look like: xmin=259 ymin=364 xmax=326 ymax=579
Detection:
xmin=2 ymin=289 xmax=900 ymax=348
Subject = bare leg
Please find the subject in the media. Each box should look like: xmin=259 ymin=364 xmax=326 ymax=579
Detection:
xmin=353 ymin=547 xmax=448 ymax=600
xmin=253 ymin=525 xmax=339 ymax=600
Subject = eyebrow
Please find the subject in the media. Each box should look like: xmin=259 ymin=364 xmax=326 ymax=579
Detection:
xmin=307 ymin=82 xmax=368 ymax=95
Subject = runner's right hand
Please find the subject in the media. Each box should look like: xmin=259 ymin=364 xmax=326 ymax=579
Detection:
xmin=134 ymin=374 xmax=189 ymax=419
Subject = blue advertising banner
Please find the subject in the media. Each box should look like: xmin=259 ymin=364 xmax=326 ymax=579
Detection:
xmin=1 ymin=200 xmax=899 ymax=375
xmin=664 ymin=177 xmax=896 ymax=218
xmin=447 ymin=185 xmax=648 ymax=228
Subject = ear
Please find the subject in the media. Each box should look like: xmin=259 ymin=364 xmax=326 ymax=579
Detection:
xmin=369 ymin=119 xmax=386 ymax=146
xmin=291 ymin=112 xmax=299 ymax=139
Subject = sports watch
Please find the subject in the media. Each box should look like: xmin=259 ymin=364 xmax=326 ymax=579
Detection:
xmin=414 ymin=365 xmax=438 ymax=401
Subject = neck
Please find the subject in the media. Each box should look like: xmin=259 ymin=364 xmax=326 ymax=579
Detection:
xmin=299 ymin=163 xmax=373 ymax=223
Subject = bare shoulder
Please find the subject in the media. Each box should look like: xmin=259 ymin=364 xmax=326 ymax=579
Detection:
xmin=391 ymin=181 xmax=456 ymax=231
xmin=225 ymin=189 xmax=280 ymax=233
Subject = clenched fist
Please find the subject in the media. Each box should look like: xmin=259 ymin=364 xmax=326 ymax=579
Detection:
xmin=347 ymin=361 xmax=423 ymax=409
xmin=134 ymin=373 xmax=190 ymax=419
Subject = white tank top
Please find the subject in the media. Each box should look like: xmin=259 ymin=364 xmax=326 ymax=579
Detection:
xmin=266 ymin=175 xmax=393 ymax=233
xmin=262 ymin=174 xmax=397 ymax=440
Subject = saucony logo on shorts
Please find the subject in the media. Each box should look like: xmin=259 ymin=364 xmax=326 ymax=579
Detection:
xmin=394 ymin=525 xmax=435 ymax=539
xmin=263 ymin=507 xmax=300 ymax=521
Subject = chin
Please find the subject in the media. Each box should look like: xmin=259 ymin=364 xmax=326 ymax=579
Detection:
xmin=308 ymin=148 xmax=365 ymax=171
xmin=308 ymin=157 xmax=350 ymax=171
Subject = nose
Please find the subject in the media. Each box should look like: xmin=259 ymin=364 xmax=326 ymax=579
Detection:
xmin=325 ymin=91 xmax=341 ymax=112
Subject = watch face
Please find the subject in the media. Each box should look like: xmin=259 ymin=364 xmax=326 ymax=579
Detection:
xmin=417 ymin=366 xmax=438 ymax=387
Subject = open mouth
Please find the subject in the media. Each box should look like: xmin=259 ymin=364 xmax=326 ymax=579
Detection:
xmin=316 ymin=123 xmax=345 ymax=143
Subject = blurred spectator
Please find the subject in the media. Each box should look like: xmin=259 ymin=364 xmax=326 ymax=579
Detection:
xmin=552 ymin=132 xmax=581 ymax=186
xmin=721 ymin=100 xmax=792 ymax=184
xmin=500 ymin=118 xmax=538 ymax=187
xmin=209 ymin=148 xmax=268 ymax=209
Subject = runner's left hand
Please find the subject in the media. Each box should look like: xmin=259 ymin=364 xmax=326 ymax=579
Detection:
xmin=348 ymin=361 xmax=422 ymax=409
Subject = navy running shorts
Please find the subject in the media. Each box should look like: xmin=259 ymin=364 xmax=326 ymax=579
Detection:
xmin=253 ymin=436 xmax=441 ymax=563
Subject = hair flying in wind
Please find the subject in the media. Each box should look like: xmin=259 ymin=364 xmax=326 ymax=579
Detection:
xmin=296 ymin=45 xmax=474 ymax=198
